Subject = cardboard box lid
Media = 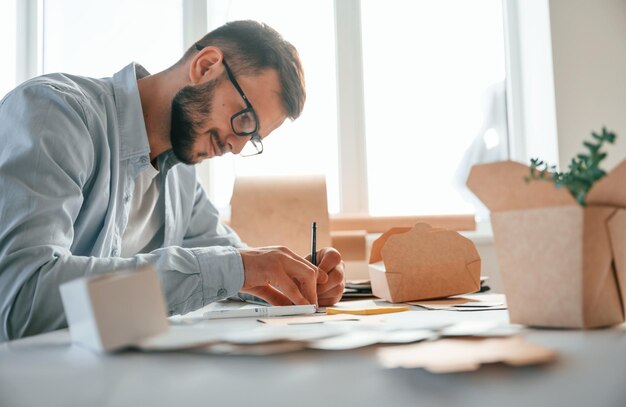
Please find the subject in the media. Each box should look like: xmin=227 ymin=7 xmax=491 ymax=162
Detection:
xmin=369 ymin=223 xmax=481 ymax=302
xmin=466 ymin=161 xmax=575 ymax=211
xmin=586 ymin=159 xmax=626 ymax=208
xmin=369 ymin=225 xmax=448 ymax=264
xmin=369 ymin=227 xmax=411 ymax=264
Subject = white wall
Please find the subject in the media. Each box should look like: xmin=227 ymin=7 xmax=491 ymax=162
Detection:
xmin=550 ymin=0 xmax=626 ymax=171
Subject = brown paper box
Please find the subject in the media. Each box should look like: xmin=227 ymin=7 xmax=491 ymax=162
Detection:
xmin=368 ymin=223 xmax=481 ymax=303
xmin=467 ymin=160 xmax=626 ymax=328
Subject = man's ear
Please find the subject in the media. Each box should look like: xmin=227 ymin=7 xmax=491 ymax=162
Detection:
xmin=189 ymin=46 xmax=224 ymax=84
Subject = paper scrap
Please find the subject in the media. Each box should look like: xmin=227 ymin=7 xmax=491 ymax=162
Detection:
xmin=377 ymin=336 xmax=556 ymax=373
xmin=258 ymin=314 xmax=365 ymax=326
xmin=326 ymin=306 xmax=409 ymax=315
xmin=409 ymin=293 xmax=506 ymax=312
xmin=309 ymin=331 xmax=384 ymax=350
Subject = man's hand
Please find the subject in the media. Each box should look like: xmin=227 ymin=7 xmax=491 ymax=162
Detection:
xmin=238 ymin=246 xmax=327 ymax=307
xmin=308 ymin=247 xmax=345 ymax=307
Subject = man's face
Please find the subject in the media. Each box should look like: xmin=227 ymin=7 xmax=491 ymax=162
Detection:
xmin=170 ymin=67 xmax=286 ymax=165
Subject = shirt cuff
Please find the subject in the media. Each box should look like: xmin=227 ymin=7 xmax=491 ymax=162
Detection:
xmin=190 ymin=246 xmax=244 ymax=303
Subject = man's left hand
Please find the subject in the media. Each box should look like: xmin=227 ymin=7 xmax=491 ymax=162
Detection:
xmin=308 ymin=247 xmax=345 ymax=307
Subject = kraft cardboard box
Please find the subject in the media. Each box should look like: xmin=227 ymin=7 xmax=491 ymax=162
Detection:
xmin=368 ymin=223 xmax=481 ymax=302
xmin=60 ymin=266 xmax=169 ymax=352
xmin=467 ymin=160 xmax=626 ymax=328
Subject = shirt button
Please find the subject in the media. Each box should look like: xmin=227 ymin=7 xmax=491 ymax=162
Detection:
xmin=217 ymin=288 xmax=227 ymax=297
xmin=124 ymin=195 xmax=130 ymax=203
xmin=112 ymin=249 xmax=119 ymax=257
xmin=140 ymin=156 xmax=149 ymax=164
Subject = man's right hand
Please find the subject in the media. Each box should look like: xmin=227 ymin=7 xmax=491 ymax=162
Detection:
xmin=238 ymin=246 xmax=327 ymax=307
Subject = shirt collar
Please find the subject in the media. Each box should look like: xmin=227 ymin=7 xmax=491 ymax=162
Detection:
xmin=112 ymin=62 xmax=151 ymax=160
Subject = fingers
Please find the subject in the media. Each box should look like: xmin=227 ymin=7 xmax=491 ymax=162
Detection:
xmin=242 ymin=286 xmax=293 ymax=306
xmin=317 ymin=247 xmax=342 ymax=273
xmin=318 ymin=284 xmax=345 ymax=307
xmin=314 ymin=248 xmax=345 ymax=306
xmin=317 ymin=266 xmax=345 ymax=295
xmin=270 ymin=269 xmax=315 ymax=306
xmin=239 ymin=246 xmax=319 ymax=306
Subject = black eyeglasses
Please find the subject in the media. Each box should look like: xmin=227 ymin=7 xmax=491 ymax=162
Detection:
xmin=195 ymin=44 xmax=263 ymax=156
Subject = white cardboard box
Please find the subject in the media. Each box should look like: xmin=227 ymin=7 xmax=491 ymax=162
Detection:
xmin=60 ymin=266 xmax=169 ymax=352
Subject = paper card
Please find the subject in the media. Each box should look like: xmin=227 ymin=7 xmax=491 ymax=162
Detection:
xmin=377 ymin=336 xmax=556 ymax=373
xmin=440 ymin=320 xmax=501 ymax=336
xmin=308 ymin=331 xmax=384 ymax=350
xmin=326 ymin=306 xmax=409 ymax=315
xmin=455 ymin=302 xmax=504 ymax=308
xmin=409 ymin=293 xmax=506 ymax=311
xmin=369 ymin=223 xmax=481 ymax=303
xmin=329 ymin=299 xmax=379 ymax=308
xmin=219 ymin=323 xmax=350 ymax=344
xmin=442 ymin=320 xmax=521 ymax=337
xmin=258 ymin=314 xmax=366 ymax=326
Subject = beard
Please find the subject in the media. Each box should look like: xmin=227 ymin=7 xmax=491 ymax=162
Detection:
xmin=170 ymin=78 xmax=223 ymax=164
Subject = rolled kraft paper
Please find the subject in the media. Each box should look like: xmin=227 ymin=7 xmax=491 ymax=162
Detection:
xmin=231 ymin=175 xmax=331 ymax=257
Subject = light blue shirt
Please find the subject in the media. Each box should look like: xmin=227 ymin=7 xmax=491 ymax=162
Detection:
xmin=0 ymin=63 xmax=246 ymax=341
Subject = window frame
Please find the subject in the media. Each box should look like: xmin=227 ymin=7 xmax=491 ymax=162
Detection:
xmin=14 ymin=0 xmax=518 ymax=218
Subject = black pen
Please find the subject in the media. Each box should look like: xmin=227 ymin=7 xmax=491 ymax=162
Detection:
xmin=311 ymin=221 xmax=317 ymax=266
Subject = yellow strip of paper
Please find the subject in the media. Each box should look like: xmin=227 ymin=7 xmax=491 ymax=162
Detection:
xmin=326 ymin=306 xmax=409 ymax=316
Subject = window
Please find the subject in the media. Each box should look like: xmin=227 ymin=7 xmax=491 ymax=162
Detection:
xmin=360 ymin=0 xmax=507 ymax=216
xmin=202 ymin=0 xmax=508 ymax=218
xmin=8 ymin=0 xmax=509 ymax=219
xmin=199 ymin=0 xmax=340 ymax=214
xmin=41 ymin=0 xmax=183 ymax=76
xmin=0 ymin=0 xmax=17 ymax=99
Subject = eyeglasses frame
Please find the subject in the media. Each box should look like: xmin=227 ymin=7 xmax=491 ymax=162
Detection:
xmin=195 ymin=43 xmax=263 ymax=156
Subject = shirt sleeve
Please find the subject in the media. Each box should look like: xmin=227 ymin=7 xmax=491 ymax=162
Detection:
xmin=0 ymin=81 xmax=241 ymax=341
xmin=178 ymin=180 xmax=249 ymax=305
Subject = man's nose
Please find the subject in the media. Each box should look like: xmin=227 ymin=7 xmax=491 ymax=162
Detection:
xmin=230 ymin=135 xmax=250 ymax=155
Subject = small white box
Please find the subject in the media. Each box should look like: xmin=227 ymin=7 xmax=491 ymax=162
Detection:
xmin=60 ymin=266 xmax=169 ymax=352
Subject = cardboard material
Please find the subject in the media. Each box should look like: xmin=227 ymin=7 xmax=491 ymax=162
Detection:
xmin=330 ymin=230 xmax=367 ymax=261
xmin=230 ymin=175 xmax=331 ymax=257
xmin=368 ymin=223 xmax=481 ymax=303
xmin=326 ymin=306 xmax=409 ymax=315
xmin=60 ymin=266 xmax=169 ymax=352
xmin=411 ymin=293 xmax=506 ymax=312
xmin=330 ymin=214 xmax=476 ymax=232
xmin=467 ymin=160 xmax=626 ymax=328
xmin=258 ymin=314 xmax=367 ymax=326
xmin=377 ymin=336 xmax=556 ymax=373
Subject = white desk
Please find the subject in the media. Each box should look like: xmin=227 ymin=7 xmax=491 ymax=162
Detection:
xmin=1 ymin=307 xmax=626 ymax=407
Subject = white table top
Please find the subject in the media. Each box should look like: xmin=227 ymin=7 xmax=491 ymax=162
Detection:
xmin=1 ymin=305 xmax=626 ymax=407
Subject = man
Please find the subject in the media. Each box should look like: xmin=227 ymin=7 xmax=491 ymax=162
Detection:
xmin=0 ymin=20 xmax=345 ymax=341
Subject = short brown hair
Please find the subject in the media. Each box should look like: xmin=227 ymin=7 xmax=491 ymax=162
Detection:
xmin=182 ymin=20 xmax=306 ymax=120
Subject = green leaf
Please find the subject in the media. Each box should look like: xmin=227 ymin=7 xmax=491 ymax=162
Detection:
xmin=525 ymin=127 xmax=616 ymax=206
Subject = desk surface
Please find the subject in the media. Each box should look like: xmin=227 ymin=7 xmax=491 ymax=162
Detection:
xmin=1 ymin=306 xmax=626 ymax=407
